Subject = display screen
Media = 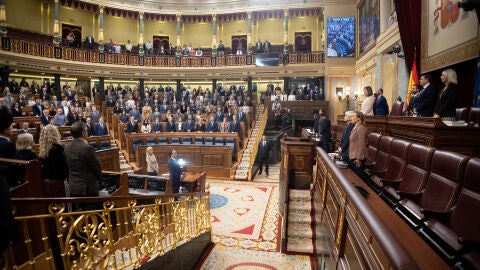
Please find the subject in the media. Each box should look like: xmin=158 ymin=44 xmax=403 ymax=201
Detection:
xmin=327 ymin=17 xmax=355 ymax=57
xmin=255 ymin=53 xmax=280 ymax=67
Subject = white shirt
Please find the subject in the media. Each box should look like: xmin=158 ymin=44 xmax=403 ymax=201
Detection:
xmin=361 ymin=96 xmax=376 ymax=116
xmin=125 ymin=43 xmax=132 ymax=52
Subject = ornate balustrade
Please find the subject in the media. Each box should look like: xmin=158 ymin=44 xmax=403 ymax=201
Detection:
xmin=6 ymin=193 xmax=211 ymax=270
xmin=2 ymin=37 xmax=325 ymax=68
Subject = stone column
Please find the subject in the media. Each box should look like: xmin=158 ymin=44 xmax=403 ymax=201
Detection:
xmin=212 ymin=14 xmax=217 ymax=55
xmin=283 ymin=9 xmax=289 ymax=53
xmin=247 ymin=12 xmax=252 ymax=54
xmin=212 ymin=79 xmax=217 ymax=91
xmin=99 ymin=77 xmax=105 ymax=108
xmin=176 ymin=14 xmax=182 ymax=56
xmin=52 ymin=0 xmax=61 ymax=45
xmin=98 ymin=6 xmax=104 ymax=51
xmin=0 ymin=0 xmax=7 ymax=37
xmin=138 ymin=12 xmax=144 ymax=55
xmin=54 ymin=74 xmax=61 ymax=100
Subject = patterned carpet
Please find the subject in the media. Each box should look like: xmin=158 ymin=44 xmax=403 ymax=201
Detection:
xmin=209 ymin=180 xmax=281 ymax=252
xmin=200 ymin=245 xmax=312 ymax=270
xmin=254 ymin=163 xmax=281 ymax=183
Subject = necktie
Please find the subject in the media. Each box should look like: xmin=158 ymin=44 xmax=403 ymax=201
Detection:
xmin=263 ymin=141 xmax=266 ymax=147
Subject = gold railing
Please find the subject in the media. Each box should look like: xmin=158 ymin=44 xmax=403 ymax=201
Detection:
xmin=247 ymin=106 xmax=268 ymax=181
xmin=3 ymin=37 xmax=325 ymax=67
xmin=4 ymin=193 xmax=210 ymax=270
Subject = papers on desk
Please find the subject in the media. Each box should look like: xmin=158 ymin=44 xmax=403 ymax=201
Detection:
xmin=442 ymin=120 xmax=468 ymax=127
xmin=129 ymin=188 xmax=165 ymax=196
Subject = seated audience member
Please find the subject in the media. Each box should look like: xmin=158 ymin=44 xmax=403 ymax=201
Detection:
xmin=152 ymin=118 xmax=163 ymax=133
xmin=338 ymin=111 xmax=354 ymax=161
xmin=373 ymin=88 xmax=389 ymax=116
xmin=54 ymin=108 xmax=66 ymax=126
xmin=146 ymin=147 xmax=158 ymax=176
xmin=95 ymin=117 xmax=108 ymax=136
xmin=38 ymin=125 xmax=69 ymax=197
xmin=126 ymin=116 xmax=139 ymax=133
xmin=348 ymin=111 xmax=368 ymax=178
xmin=434 ymin=69 xmax=457 ymax=121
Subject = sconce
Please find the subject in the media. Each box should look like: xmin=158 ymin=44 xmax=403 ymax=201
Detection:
xmin=386 ymin=44 xmax=405 ymax=59
xmin=337 ymin=87 xmax=359 ymax=111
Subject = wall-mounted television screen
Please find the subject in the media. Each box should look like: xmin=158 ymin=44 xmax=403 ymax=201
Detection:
xmin=255 ymin=53 xmax=280 ymax=67
xmin=327 ymin=17 xmax=355 ymax=57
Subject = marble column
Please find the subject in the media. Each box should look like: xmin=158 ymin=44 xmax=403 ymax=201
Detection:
xmin=176 ymin=14 xmax=182 ymax=56
xmin=98 ymin=6 xmax=104 ymax=51
xmin=52 ymin=0 xmax=61 ymax=45
xmin=0 ymin=0 xmax=6 ymax=37
xmin=138 ymin=12 xmax=144 ymax=55
xmin=54 ymin=74 xmax=61 ymax=100
xmin=283 ymin=9 xmax=289 ymax=53
xmin=212 ymin=14 xmax=217 ymax=55
xmin=247 ymin=12 xmax=252 ymax=54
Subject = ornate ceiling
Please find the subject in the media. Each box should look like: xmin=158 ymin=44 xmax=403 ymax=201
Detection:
xmin=78 ymin=0 xmax=350 ymax=14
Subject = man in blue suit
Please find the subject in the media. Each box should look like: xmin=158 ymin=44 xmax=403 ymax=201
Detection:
xmin=206 ymin=116 xmax=218 ymax=132
xmin=168 ymin=149 xmax=183 ymax=194
xmin=94 ymin=117 xmax=108 ymax=136
xmin=373 ymin=88 xmax=389 ymax=116
xmin=414 ymin=74 xmax=437 ymax=117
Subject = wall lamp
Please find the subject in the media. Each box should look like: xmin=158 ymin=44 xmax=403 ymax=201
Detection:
xmin=386 ymin=44 xmax=405 ymax=59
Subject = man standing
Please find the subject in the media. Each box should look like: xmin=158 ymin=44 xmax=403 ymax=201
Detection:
xmin=64 ymin=122 xmax=101 ymax=211
xmin=95 ymin=117 xmax=108 ymax=136
xmin=374 ymin=88 xmax=389 ymax=116
xmin=85 ymin=34 xmax=94 ymax=50
xmin=168 ymin=149 xmax=182 ymax=193
xmin=318 ymin=113 xmax=331 ymax=153
xmin=414 ymin=74 xmax=437 ymax=117
xmin=257 ymin=135 xmax=271 ymax=176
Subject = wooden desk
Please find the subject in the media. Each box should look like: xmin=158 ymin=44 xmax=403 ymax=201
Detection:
xmin=181 ymin=172 xmax=203 ymax=192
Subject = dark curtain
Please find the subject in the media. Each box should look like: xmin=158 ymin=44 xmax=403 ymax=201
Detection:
xmin=231 ymin=35 xmax=247 ymax=54
xmin=153 ymin=35 xmax=169 ymax=54
xmin=295 ymin=32 xmax=311 ymax=52
xmin=62 ymin=23 xmax=82 ymax=48
xmin=394 ymin=0 xmax=421 ymax=73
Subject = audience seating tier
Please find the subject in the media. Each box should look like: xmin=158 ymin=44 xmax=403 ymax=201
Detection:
xmin=135 ymin=145 xmax=232 ymax=180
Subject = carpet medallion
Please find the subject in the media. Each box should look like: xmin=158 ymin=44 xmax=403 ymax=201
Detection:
xmin=209 ymin=180 xmax=280 ymax=252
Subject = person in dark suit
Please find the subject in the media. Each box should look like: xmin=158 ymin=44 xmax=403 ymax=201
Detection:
xmin=18 ymin=122 xmax=30 ymax=134
xmin=185 ymin=115 xmax=195 ymax=132
xmin=206 ymin=116 xmax=218 ymax=132
xmin=0 ymin=105 xmax=17 ymax=263
xmin=40 ymin=109 xmax=51 ymax=126
xmin=85 ymin=34 xmax=94 ymax=50
xmin=373 ymin=88 xmax=389 ymax=116
xmin=176 ymin=118 xmax=186 ymax=132
xmin=406 ymin=84 xmax=421 ymax=116
xmin=85 ymin=117 xmax=96 ymax=136
xmin=264 ymin=40 xmax=271 ymax=53
xmin=257 ymin=135 xmax=271 ymax=176
xmin=94 ymin=117 xmax=108 ymax=136
xmin=319 ymin=113 xmax=331 ymax=153
xmin=166 ymin=117 xmax=176 ymax=132
xmin=434 ymin=69 xmax=457 ymax=120
xmin=64 ymin=122 xmax=102 ymax=211
xmin=168 ymin=149 xmax=183 ymax=194
xmin=338 ymin=111 xmax=355 ymax=161
xmin=32 ymin=99 xmax=44 ymax=116
xmin=230 ymin=115 xmax=240 ymax=133
xmin=414 ymin=74 xmax=437 ymax=117
xmin=125 ymin=116 xmax=139 ymax=133
xmin=152 ymin=118 xmax=163 ymax=133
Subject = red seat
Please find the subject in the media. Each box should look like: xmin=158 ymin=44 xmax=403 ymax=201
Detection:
xmin=396 ymin=150 xmax=469 ymax=228
xmin=418 ymin=157 xmax=480 ymax=261
xmin=364 ymin=133 xmax=381 ymax=168
xmin=368 ymin=136 xmax=393 ymax=177
xmin=371 ymin=139 xmax=411 ymax=192
xmin=382 ymin=143 xmax=435 ymax=207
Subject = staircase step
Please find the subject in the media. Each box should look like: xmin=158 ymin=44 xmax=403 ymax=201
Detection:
xmin=288 ymin=212 xmax=312 ymax=225
xmin=287 ymin=225 xmax=313 ymax=239
xmin=289 ymin=201 xmax=311 ymax=212
xmin=289 ymin=190 xmax=311 ymax=202
xmin=286 ymin=237 xmax=313 ymax=254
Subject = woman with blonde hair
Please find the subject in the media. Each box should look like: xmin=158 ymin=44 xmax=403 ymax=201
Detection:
xmin=146 ymin=146 xmax=158 ymax=176
xmin=39 ymin=125 xmax=69 ymax=197
xmin=360 ymin=86 xmax=375 ymax=116
xmin=348 ymin=111 xmax=368 ymax=178
xmin=434 ymin=69 xmax=457 ymax=121
xmin=15 ymin=133 xmax=37 ymax=161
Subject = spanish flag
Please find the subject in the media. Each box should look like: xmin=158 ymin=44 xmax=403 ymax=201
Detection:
xmin=405 ymin=53 xmax=419 ymax=110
